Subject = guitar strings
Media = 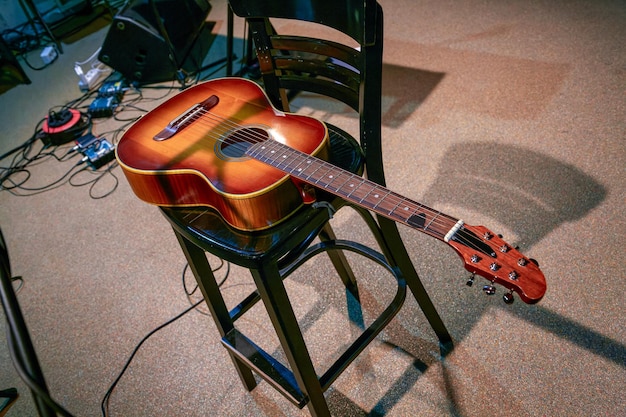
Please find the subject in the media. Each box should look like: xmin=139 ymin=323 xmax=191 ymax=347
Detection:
xmin=184 ymin=108 xmax=512 ymax=260
xmin=187 ymin=108 xmax=454 ymax=232
xmin=167 ymin=105 xmax=527 ymax=270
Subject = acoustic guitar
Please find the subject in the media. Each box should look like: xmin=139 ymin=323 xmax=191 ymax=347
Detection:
xmin=116 ymin=77 xmax=546 ymax=304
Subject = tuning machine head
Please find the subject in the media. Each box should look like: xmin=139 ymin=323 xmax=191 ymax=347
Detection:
xmin=503 ymin=291 xmax=515 ymax=304
xmin=466 ymin=274 xmax=476 ymax=287
xmin=482 ymin=283 xmax=496 ymax=295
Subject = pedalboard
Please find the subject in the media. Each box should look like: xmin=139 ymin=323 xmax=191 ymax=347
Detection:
xmin=98 ymin=80 xmax=126 ymax=98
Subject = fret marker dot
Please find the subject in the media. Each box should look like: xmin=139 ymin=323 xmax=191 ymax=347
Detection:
xmin=349 ymin=184 xmax=355 ymax=187
xmin=374 ymin=194 xmax=379 ymax=198
xmin=404 ymin=207 xmax=409 ymax=210
xmin=329 ymin=175 xmax=334 ymax=178
xmin=282 ymin=155 xmax=287 ymax=158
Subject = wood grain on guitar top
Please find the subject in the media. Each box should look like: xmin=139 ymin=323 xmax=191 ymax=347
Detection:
xmin=116 ymin=78 xmax=329 ymax=231
xmin=117 ymin=78 xmax=546 ymax=303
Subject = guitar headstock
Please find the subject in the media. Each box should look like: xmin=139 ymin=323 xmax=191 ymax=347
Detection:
xmin=446 ymin=224 xmax=546 ymax=304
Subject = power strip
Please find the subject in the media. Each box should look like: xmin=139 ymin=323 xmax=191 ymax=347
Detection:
xmin=76 ymin=63 xmax=112 ymax=91
xmin=74 ymin=51 xmax=112 ymax=92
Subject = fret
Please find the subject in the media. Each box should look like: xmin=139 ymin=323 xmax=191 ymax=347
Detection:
xmin=320 ymin=169 xmax=355 ymax=193
xmin=408 ymin=204 xmax=427 ymax=227
xmin=277 ymin=148 xmax=305 ymax=173
xmin=338 ymin=174 xmax=364 ymax=198
xmin=423 ymin=211 xmax=441 ymax=232
xmin=346 ymin=180 xmax=375 ymax=205
xmin=247 ymin=139 xmax=454 ymax=240
xmin=369 ymin=189 xmax=393 ymax=211
xmin=389 ymin=198 xmax=406 ymax=217
xmin=263 ymin=141 xmax=292 ymax=169
xmin=389 ymin=199 xmax=417 ymax=221
xmin=308 ymin=161 xmax=335 ymax=187
xmin=358 ymin=185 xmax=387 ymax=210
xmin=303 ymin=159 xmax=328 ymax=184
xmin=292 ymin=156 xmax=316 ymax=177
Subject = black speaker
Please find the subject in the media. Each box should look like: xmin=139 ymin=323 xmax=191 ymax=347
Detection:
xmin=98 ymin=0 xmax=210 ymax=84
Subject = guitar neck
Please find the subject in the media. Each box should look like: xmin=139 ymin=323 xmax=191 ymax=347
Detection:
xmin=246 ymin=139 xmax=462 ymax=242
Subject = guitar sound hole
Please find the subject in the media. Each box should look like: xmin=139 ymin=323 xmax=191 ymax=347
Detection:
xmin=220 ymin=127 xmax=269 ymax=158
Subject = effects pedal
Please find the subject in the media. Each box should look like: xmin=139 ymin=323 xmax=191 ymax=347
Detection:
xmin=87 ymin=79 xmax=127 ymax=118
xmin=80 ymin=138 xmax=115 ymax=169
xmin=98 ymin=80 xmax=127 ymax=98
xmin=88 ymin=96 xmax=119 ymax=118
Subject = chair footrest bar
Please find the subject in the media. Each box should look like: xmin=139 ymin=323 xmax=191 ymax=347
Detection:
xmin=222 ymin=329 xmax=308 ymax=408
xmin=320 ymin=266 xmax=407 ymax=390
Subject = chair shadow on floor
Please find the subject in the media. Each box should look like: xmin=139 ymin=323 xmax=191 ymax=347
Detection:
xmin=371 ymin=142 xmax=612 ymax=416
xmin=255 ymin=55 xmax=612 ymax=413
xmin=257 ymin=121 xmax=610 ymax=415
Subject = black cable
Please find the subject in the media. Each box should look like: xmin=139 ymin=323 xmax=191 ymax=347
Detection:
xmin=68 ymin=160 xmax=119 ymax=199
xmin=11 ymin=276 xmax=24 ymax=294
xmin=2 ymin=23 xmax=59 ymax=71
xmin=0 ymin=135 xmax=38 ymax=162
xmin=0 ymin=102 xmax=126 ymax=199
xmin=101 ymin=260 xmax=230 ymax=416
xmin=2 ymin=157 xmax=86 ymax=196
xmin=20 ymin=43 xmax=59 ymax=71
xmin=181 ymin=260 xmax=230 ymax=316
xmin=100 ymin=298 xmax=203 ymax=416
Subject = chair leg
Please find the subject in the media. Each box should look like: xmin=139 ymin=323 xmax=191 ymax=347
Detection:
xmin=318 ymin=223 xmax=359 ymax=300
xmin=251 ymin=264 xmax=331 ymax=417
xmin=173 ymin=229 xmax=258 ymax=390
xmin=377 ymin=217 xmax=453 ymax=350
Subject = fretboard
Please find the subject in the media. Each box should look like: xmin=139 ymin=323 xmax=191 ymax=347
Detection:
xmin=246 ymin=139 xmax=461 ymax=242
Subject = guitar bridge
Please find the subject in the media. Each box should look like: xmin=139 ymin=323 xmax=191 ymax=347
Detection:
xmin=153 ymin=95 xmax=219 ymax=141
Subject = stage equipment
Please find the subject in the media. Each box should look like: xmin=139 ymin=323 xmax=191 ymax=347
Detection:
xmin=98 ymin=0 xmax=210 ymax=84
xmin=41 ymin=108 xmax=89 ymax=146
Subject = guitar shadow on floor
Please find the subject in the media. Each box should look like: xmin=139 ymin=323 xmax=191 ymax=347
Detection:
xmin=318 ymin=142 xmax=611 ymax=416
xmin=422 ymin=142 xmax=606 ymax=249
xmin=387 ymin=141 xmax=615 ymax=415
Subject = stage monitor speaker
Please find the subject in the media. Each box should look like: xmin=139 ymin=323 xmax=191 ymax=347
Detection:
xmin=98 ymin=0 xmax=210 ymax=84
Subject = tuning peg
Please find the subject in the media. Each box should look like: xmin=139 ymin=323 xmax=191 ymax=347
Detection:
xmin=482 ymin=283 xmax=496 ymax=295
xmin=503 ymin=291 xmax=515 ymax=304
xmin=466 ymin=274 xmax=475 ymax=287
xmin=529 ymin=258 xmax=539 ymax=266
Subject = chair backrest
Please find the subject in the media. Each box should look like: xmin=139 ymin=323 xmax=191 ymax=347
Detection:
xmin=228 ymin=0 xmax=388 ymax=186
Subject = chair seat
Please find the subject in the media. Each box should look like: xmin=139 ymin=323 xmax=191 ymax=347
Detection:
xmin=157 ymin=2 xmax=451 ymax=413
xmin=161 ymin=122 xmax=365 ymax=268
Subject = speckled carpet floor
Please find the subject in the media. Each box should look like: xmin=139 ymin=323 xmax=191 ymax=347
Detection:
xmin=1 ymin=0 xmax=624 ymax=415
